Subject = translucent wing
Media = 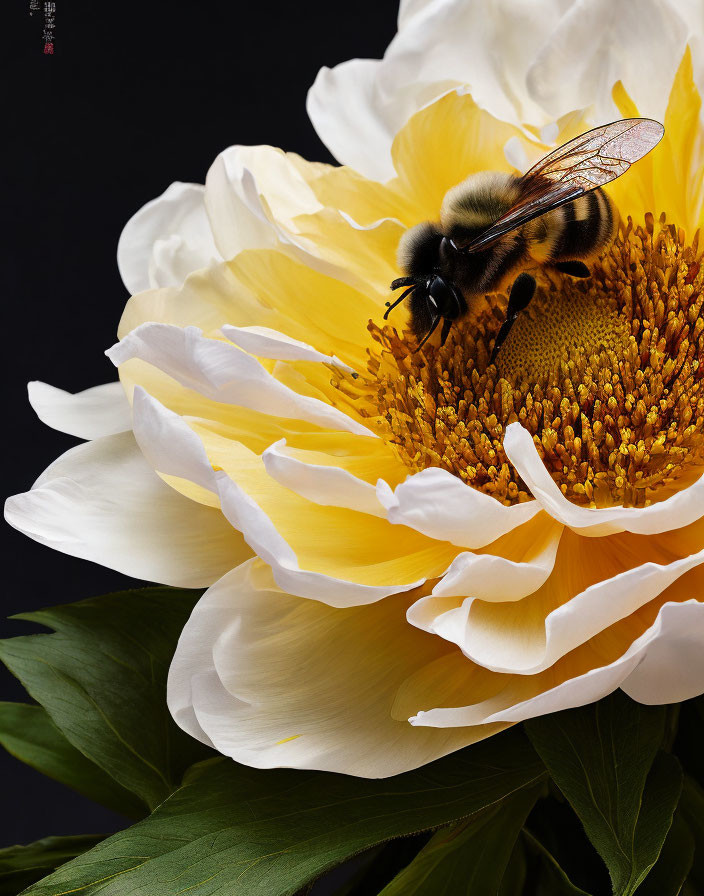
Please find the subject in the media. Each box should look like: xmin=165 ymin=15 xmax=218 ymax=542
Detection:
xmin=457 ymin=118 xmax=664 ymax=253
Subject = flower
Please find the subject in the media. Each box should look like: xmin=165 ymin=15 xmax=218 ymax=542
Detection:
xmin=164 ymin=56 xmax=704 ymax=775
xmin=6 ymin=11 xmax=704 ymax=778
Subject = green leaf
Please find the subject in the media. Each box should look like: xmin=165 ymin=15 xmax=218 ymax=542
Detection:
xmin=0 ymin=835 xmax=104 ymax=895
xmin=636 ymin=809 xmax=694 ymax=896
xmin=681 ymin=776 xmax=704 ymax=889
xmin=682 ymin=885 xmax=704 ymax=896
xmin=497 ymin=838 xmax=527 ymax=896
xmin=525 ymin=691 xmax=683 ymax=896
xmin=0 ymin=702 xmax=145 ymax=819
xmin=0 ymin=587 xmax=213 ymax=810
xmin=22 ymin=727 xmax=547 ymax=896
xmin=378 ymin=784 xmax=541 ymax=895
xmin=522 ymin=830 xmax=592 ymax=895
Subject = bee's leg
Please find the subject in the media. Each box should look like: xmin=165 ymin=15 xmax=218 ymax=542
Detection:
xmin=440 ymin=318 xmax=453 ymax=346
xmin=490 ymin=272 xmax=536 ymax=363
xmin=507 ymin=272 xmax=537 ymax=315
xmin=491 ymin=318 xmax=515 ymax=364
xmin=416 ymin=315 xmax=441 ymax=350
xmin=553 ymin=260 xmax=591 ymax=278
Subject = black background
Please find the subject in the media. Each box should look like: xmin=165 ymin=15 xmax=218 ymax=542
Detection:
xmin=4 ymin=0 xmax=398 ymax=848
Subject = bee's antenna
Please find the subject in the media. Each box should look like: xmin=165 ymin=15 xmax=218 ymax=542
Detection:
xmin=384 ymin=284 xmax=418 ymax=320
xmin=390 ymin=276 xmax=418 ymax=290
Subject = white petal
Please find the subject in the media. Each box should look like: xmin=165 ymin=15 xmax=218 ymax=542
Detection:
xmin=503 ymin=136 xmax=533 ymax=173
xmin=310 ymin=0 xmax=704 ymax=180
xmin=27 ymin=381 xmax=132 ymax=440
xmin=377 ymin=466 xmax=540 ymax=548
xmin=412 ymin=601 xmax=704 ymax=728
xmin=504 ymin=422 xmax=704 ymax=536
xmin=168 ymin=559 xmax=502 ymax=777
xmin=167 ymin=587 xmax=237 ymax=750
xmin=621 ymin=608 xmax=704 ymax=704
xmin=149 ymin=234 xmax=219 ymax=292
xmin=204 ymin=145 xmax=322 ymax=261
xmin=262 ymin=439 xmax=384 ymax=517
xmin=307 ymin=0 xmax=569 ymax=178
xmin=407 ymin=517 xmax=562 ymax=653
xmin=429 ymin=517 xmax=562 ymax=601
xmin=131 ymin=387 xmax=218 ymax=494
xmin=107 ymin=323 xmax=373 ymax=437
xmin=4 ymin=432 xmax=249 ymax=587
xmin=215 ymin=473 xmax=422 ymax=607
xmin=307 ymin=59 xmax=401 ymax=181
xmin=500 ymin=601 xmax=704 ymax=720
xmin=204 ymin=153 xmax=280 ymax=259
xmin=131 ymin=391 xmax=420 ymax=606
xmin=408 ymin=516 xmax=563 ymax=650
xmin=461 ymin=548 xmax=704 ymax=675
xmin=221 ymin=324 xmax=353 ymax=371
xmin=204 ymin=147 xmax=377 ymax=293
xmin=526 ymin=0 xmax=702 ymax=125
xmin=397 ymin=0 xmax=429 ymax=29
xmin=117 ymin=182 xmax=220 ymax=294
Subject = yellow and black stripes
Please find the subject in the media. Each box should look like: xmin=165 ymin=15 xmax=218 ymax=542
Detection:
xmin=395 ymin=173 xmax=619 ymax=342
xmin=526 ymin=189 xmax=617 ymax=266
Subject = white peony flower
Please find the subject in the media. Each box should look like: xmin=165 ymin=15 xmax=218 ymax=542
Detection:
xmin=6 ymin=4 xmax=704 ymax=778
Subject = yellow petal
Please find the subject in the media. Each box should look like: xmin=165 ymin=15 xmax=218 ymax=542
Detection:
xmin=611 ymin=49 xmax=703 ymax=233
xmin=390 ymin=90 xmax=522 ymax=220
xmin=292 ymin=209 xmax=403 ymax=292
xmin=298 ymin=161 xmax=416 ymax=227
xmin=454 ymin=520 xmax=704 ymax=674
xmin=193 ymin=422 xmax=459 ymax=586
xmin=396 ymin=565 xmax=704 ymax=727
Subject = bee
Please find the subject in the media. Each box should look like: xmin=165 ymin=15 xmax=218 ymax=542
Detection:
xmin=385 ymin=119 xmax=664 ymax=359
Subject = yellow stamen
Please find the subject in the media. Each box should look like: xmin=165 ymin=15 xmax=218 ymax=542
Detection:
xmin=340 ymin=216 xmax=703 ymax=508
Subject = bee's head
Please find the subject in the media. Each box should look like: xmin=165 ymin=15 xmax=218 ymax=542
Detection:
xmin=385 ymin=261 xmax=465 ymax=350
xmin=387 ymin=223 xmax=467 ymax=350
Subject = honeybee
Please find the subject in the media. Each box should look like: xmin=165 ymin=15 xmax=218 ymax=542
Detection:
xmin=385 ymin=119 xmax=664 ymax=359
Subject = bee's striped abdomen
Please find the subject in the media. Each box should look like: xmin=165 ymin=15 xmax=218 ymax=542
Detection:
xmin=526 ymin=188 xmax=617 ymax=266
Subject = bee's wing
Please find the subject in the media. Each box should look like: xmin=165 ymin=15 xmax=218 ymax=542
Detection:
xmin=458 ymin=118 xmax=664 ymax=253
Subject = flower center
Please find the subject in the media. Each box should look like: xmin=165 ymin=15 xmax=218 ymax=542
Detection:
xmin=348 ymin=216 xmax=704 ymax=507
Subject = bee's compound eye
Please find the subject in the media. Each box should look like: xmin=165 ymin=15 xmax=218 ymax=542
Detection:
xmin=429 ymin=275 xmax=462 ymax=318
xmin=439 ymin=237 xmax=456 ymax=261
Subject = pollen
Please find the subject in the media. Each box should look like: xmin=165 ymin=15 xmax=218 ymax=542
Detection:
xmin=344 ymin=216 xmax=704 ymax=508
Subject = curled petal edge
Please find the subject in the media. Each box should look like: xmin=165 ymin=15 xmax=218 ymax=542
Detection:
xmin=377 ymin=465 xmax=541 ymax=548
xmin=504 ymin=421 xmax=704 ymax=536
xmin=412 ymin=599 xmax=704 ymax=728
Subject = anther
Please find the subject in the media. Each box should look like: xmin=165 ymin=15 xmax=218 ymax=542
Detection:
xmin=358 ymin=219 xmax=703 ymax=509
